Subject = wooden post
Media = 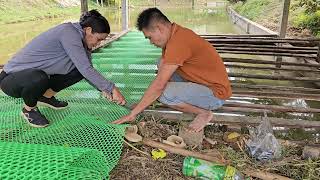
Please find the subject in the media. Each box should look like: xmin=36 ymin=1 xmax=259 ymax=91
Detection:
xmin=96 ymin=0 xmax=100 ymax=6
xmin=192 ymin=0 xmax=195 ymax=9
xmin=154 ymin=0 xmax=156 ymax=7
xmin=81 ymin=0 xmax=88 ymax=14
xmin=121 ymin=0 xmax=129 ymax=31
xmin=276 ymin=0 xmax=290 ymax=68
xmin=101 ymin=0 xmax=104 ymax=7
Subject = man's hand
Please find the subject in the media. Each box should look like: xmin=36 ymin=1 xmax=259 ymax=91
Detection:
xmin=112 ymin=113 xmax=136 ymax=124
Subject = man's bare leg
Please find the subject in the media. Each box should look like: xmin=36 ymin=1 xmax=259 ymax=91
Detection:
xmin=167 ymin=103 xmax=213 ymax=132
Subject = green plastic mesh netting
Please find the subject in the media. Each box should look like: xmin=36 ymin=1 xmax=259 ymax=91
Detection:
xmin=0 ymin=31 xmax=161 ymax=179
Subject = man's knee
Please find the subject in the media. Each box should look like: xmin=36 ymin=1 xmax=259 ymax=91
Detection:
xmin=158 ymin=82 xmax=183 ymax=105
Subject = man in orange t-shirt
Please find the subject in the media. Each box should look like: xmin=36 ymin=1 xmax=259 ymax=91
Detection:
xmin=113 ymin=8 xmax=232 ymax=132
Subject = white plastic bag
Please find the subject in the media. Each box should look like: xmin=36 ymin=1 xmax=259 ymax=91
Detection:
xmin=246 ymin=113 xmax=281 ymax=161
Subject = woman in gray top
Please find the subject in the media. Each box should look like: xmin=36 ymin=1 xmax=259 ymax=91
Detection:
xmin=0 ymin=10 xmax=126 ymax=128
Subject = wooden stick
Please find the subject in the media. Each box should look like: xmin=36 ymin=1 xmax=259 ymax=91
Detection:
xmin=244 ymin=170 xmax=293 ymax=180
xmin=123 ymin=140 xmax=149 ymax=156
xmin=142 ymin=138 xmax=226 ymax=164
xmin=143 ymin=110 xmax=320 ymax=128
xmin=225 ymin=64 xmax=320 ymax=73
xmin=228 ymin=72 xmax=320 ymax=82
xmin=223 ymin=58 xmax=320 ymax=68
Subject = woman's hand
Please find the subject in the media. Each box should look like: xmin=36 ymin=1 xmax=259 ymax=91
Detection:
xmin=102 ymin=87 xmax=126 ymax=105
xmin=112 ymin=113 xmax=136 ymax=124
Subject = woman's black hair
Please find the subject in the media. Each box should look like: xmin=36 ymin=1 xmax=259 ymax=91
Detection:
xmin=80 ymin=9 xmax=110 ymax=34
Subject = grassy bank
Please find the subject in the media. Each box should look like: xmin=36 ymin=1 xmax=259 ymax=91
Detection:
xmin=230 ymin=0 xmax=320 ymax=37
xmin=0 ymin=0 xmax=100 ymax=25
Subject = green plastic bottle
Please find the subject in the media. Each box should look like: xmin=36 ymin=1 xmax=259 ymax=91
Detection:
xmin=182 ymin=156 xmax=244 ymax=180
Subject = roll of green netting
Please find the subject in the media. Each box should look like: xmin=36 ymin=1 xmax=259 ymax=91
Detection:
xmin=0 ymin=31 xmax=161 ymax=179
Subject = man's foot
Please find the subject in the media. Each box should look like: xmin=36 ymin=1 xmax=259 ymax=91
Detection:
xmin=187 ymin=111 xmax=213 ymax=132
xmin=37 ymin=96 xmax=68 ymax=110
xmin=21 ymin=108 xmax=49 ymax=128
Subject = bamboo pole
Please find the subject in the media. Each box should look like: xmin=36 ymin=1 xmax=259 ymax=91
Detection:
xmin=225 ymin=64 xmax=320 ymax=73
xmin=206 ymin=38 xmax=320 ymax=44
xmin=231 ymin=83 xmax=320 ymax=93
xmin=228 ymin=72 xmax=320 ymax=82
xmin=143 ymin=111 xmax=320 ymax=128
xmin=232 ymin=91 xmax=320 ymax=101
xmin=218 ymin=50 xmax=317 ymax=59
xmin=213 ymin=43 xmax=318 ymax=51
xmin=200 ymin=34 xmax=278 ymax=38
xmin=216 ymin=47 xmax=317 ymax=54
xmin=223 ymin=102 xmax=320 ymax=113
xmin=142 ymin=138 xmax=226 ymax=164
xmin=223 ymin=58 xmax=320 ymax=68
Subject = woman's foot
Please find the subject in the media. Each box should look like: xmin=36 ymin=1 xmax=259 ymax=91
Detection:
xmin=37 ymin=96 xmax=68 ymax=110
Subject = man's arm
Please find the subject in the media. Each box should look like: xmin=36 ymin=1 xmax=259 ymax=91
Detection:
xmin=112 ymin=63 xmax=179 ymax=124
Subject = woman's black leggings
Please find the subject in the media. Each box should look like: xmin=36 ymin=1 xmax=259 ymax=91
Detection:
xmin=0 ymin=68 xmax=83 ymax=107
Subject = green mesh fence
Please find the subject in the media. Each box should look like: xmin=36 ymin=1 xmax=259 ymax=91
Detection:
xmin=0 ymin=31 xmax=161 ymax=179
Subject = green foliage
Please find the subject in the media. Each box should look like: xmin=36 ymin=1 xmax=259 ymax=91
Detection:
xmin=233 ymin=0 xmax=272 ymax=20
xmin=297 ymin=0 xmax=320 ymax=14
xmin=293 ymin=10 xmax=320 ymax=36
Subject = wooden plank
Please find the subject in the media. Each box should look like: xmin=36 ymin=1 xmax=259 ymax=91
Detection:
xmin=223 ymin=58 xmax=320 ymax=68
xmin=143 ymin=110 xmax=320 ymax=128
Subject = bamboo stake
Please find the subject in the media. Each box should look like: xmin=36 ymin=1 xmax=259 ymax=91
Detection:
xmin=142 ymin=138 xmax=226 ymax=164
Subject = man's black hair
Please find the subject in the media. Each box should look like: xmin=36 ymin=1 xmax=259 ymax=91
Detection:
xmin=136 ymin=8 xmax=170 ymax=31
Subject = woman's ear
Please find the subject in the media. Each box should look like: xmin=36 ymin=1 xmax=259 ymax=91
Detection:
xmin=84 ymin=27 xmax=93 ymax=35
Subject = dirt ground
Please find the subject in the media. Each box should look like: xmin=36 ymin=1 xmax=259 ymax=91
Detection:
xmin=109 ymin=115 xmax=320 ymax=180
